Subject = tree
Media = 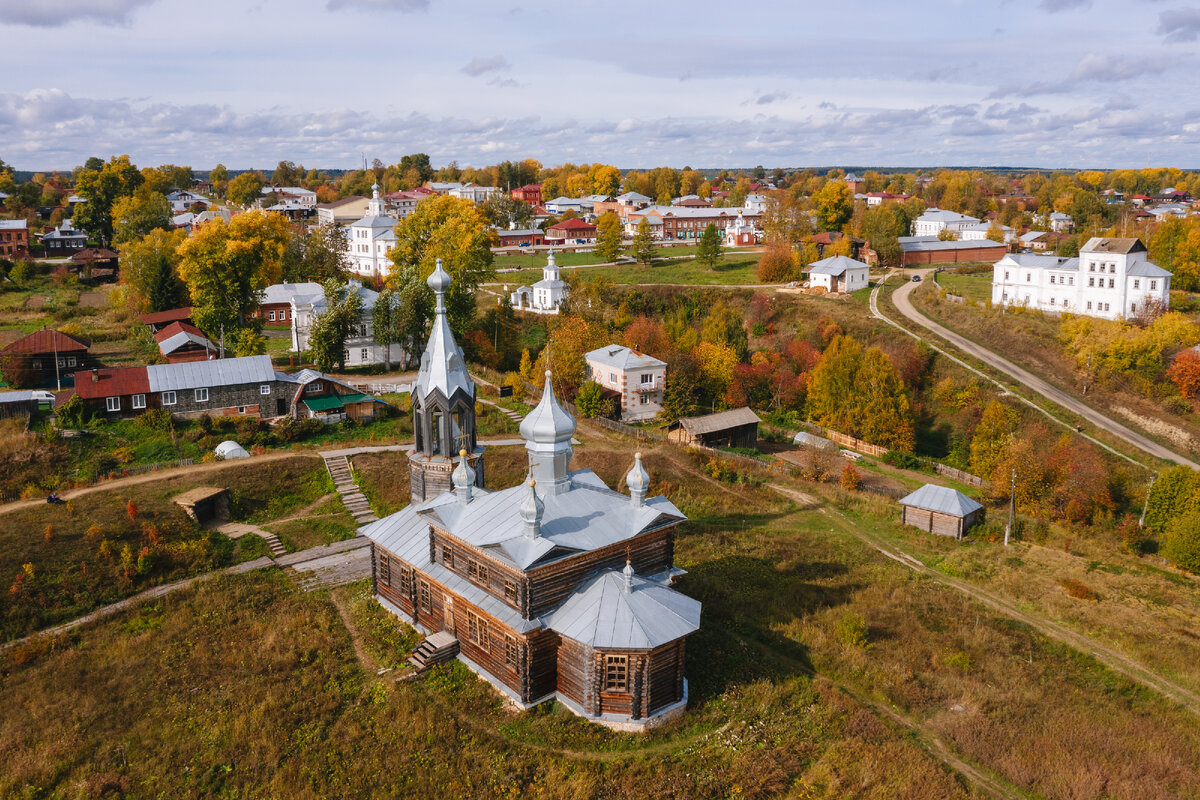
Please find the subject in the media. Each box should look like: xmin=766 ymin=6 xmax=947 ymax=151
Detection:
xmin=807 ymin=335 xmax=914 ymax=451
xmin=482 ymin=192 xmax=533 ymax=230
xmin=757 ymin=243 xmax=795 ymax=283
xmin=388 ymin=266 xmax=434 ymax=369
xmin=1164 ymin=510 xmax=1200 ymax=574
xmin=1168 ymin=349 xmax=1200 ymax=399
xmin=389 ymin=194 xmax=495 ymax=333
xmin=111 ymin=187 xmax=171 ymax=245
xmin=372 ymin=289 xmax=400 ymax=371
xmin=272 ymin=160 xmax=302 ymax=186
xmin=398 ymin=154 xmax=434 ymax=186
xmin=970 ymin=401 xmax=1018 ymax=482
xmin=575 ymin=380 xmax=615 ymax=419
xmin=631 ymin=218 xmax=656 ymax=266
xmin=659 ymin=351 xmax=702 ymax=423
xmin=210 ymin=164 xmax=229 ymax=186
xmin=696 ymin=223 xmax=723 ymax=270
xmin=596 ymin=212 xmax=624 ymax=262
xmin=518 ymin=348 xmax=534 ymax=381
xmin=286 ymin=224 xmax=348 ymax=283
xmin=226 ymin=171 xmax=266 ymax=207
xmin=73 ymin=154 xmax=144 ymax=245
xmin=861 ymin=204 xmax=908 ymax=265
xmin=118 ymin=228 xmax=189 ymax=312
xmin=176 ymin=210 xmax=291 ymax=353
xmin=589 ymin=164 xmax=621 ymax=196
xmin=812 ymin=180 xmax=853 ymax=232
xmin=307 ymin=278 xmax=364 ymax=371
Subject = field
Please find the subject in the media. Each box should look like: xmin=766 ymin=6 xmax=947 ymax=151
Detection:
xmin=6 ymin=433 xmax=1200 ymax=797
xmin=492 ymin=250 xmax=765 ymax=288
xmin=935 ymin=271 xmax=993 ymax=305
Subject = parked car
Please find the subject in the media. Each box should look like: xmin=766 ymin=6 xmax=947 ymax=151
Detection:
xmin=911 ymin=274 xmax=922 ymax=282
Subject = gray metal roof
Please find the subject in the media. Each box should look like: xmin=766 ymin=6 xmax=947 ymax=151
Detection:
xmin=0 ymin=390 xmax=36 ymax=403
xmin=677 ymin=407 xmax=760 ymax=436
xmin=898 ymin=484 xmax=982 ymax=516
xmin=916 ymin=208 xmax=980 ymax=224
xmin=807 ymin=255 xmax=870 ymax=276
xmin=413 ymin=263 xmax=475 ymax=402
xmin=0 ymin=219 xmax=28 ymax=230
xmin=262 ymin=282 xmax=323 ymax=305
xmin=1081 ymin=237 xmax=1147 ymax=255
xmin=158 ymin=329 xmax=213 ymax=356
xmin=900 ymin=239 xmax=1006 ymax=253
xmin=1126 ymin=260 xmax=1172 ymax=277
xmin=545 ymin=569 xmax=700 ymax=649
xmin=145 ymin=354 xmax=276 ymax=392
xmin=584 ymin=345 xmax=667 ymax=371
xmin=998 ymin=253 xmax=1079 ymax=270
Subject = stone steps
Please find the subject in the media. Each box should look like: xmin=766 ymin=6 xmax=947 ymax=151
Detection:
xmin=322 ymin=453 xmax=378 ymax=527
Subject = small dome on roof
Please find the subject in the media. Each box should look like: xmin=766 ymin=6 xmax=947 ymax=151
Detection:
xmin=427 ymin=258 xmax=452 ymax=294
xmin=519 ymin=478 xmax=544 ymax=539
xmin=519 ymin=371 xmax=576 ymax=445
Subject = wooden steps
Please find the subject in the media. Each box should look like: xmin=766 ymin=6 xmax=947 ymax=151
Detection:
xmin=408 ymin=631 xmax=460 ymax=673
xmin=323 ymin=454 xmax=378 ymax=525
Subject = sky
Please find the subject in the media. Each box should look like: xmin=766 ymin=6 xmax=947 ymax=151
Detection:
xmin=2 ymin=0 xmax=1199 ymax=171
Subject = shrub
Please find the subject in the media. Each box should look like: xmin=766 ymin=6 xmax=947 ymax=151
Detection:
xmin=1058 ymin=578 xmax=1099 ymax=601
xmin=839 ymin=464 xmax=861 ymax=490
xmin=136 ymin=407 xmax=174 ymax=432
xmin=881 ymin=451 xmax=921 ymax=470
xmin=1163 ymin=510 xmax=1200 ymax=574
xmin=836 ymin=612 xmax=869 ymax=648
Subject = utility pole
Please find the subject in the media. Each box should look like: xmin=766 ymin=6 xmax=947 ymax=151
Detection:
xmin=1139 ymin=475 xmax=1157 ymax=529
xmin=1004 ymin=467 xmax=1016 ymax=546
xmin=51 ymin=327 xmax=61 ymax=392
xmin=219 ymin=323 xmax=225 ymax=359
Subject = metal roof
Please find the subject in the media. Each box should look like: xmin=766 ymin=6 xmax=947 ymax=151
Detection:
xmin=413 ymin=263 xmax=475 ymax=402
xmin=262 ymin=281 xmax=323 ymax=305
xmin=807 ymin=255 xmax=870 ymax=276
xmin=676 ymin=407 xmax=760 ymax=436
xmin=140 ymin=307 xmax=193 ymax=325
xmin=997 ymin=253 xmax=1079 ymax=270
xmin=898 ymin=484 xmax=982 ymax=516
xmin=545 ymin=570 xmax=701 ymax=650
xmin=1081 ymin=237 xmax=1147 ymax=255
xmin=73 ymin=366 xmax=150 ymax=399
xmin=0 ymin=219 xmax=28 ymax=230
xmin=916 ymin=208 xmax=980 ymax=224
xmin=1 ymin=328 xmax=90 ymax=354
xmin=585 ymin=345 xmax=668 ymax=372
xmin=793 ymin=431 xmax=837 ymax=450
xmin=145 ymin=354 xmax=276 ymax=392
xmin=158 ymin=329 xmax=214 ymax=356
xmin=900 ymin=239 xmax=1007 ymax=253
xmin=1126 ymin=261 xmax=1172 ymax=277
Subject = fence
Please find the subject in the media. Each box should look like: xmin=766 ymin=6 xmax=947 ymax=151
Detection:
xmin=822 ymin=429 xmax=889 ymax=457
xmin=932 ymin=462 xmax=985 ymax=488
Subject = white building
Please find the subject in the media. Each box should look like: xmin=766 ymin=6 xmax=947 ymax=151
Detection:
xmin=346 ymin=184 xmax=398 ymax=279
xmin=806 ymin=255 xmax=871 ymax=293
xmin=991 ymin=237 xmax=1171 ymax=320
xmin=724 ymin=210 xmax=758 ymax=246
xmin=260 ymin=186 xmax=317 ymax=207
xmin=165 ymin=190 xmax=210 ymax=213
xmin=383 ymin=189 xmax=429 ymax=219
xmin=510 ymin=250 xmax=568 ymax=314
xmin=543 ymin=196 xmax=591 ymax=215
xmin=912 ymin=208 xmax=981 ymax=238
xmin=584 ymin=345 xmax=667 ymax=423
xmin=449 ymin=184 xmax=500 ymax=204
xmin=743 ymin=193 xmax=769 ymax=214
xmin=960 ymin=222 xmax=1015 ymax=243
xmin=1049 ymin=211 xmax=1074 ymax=232
xmin=291 ymin=279 xmax=399 ymax=366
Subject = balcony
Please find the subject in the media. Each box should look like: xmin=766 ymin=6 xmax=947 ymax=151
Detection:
xmin=633 ymin=379 xmax=663 ymax=393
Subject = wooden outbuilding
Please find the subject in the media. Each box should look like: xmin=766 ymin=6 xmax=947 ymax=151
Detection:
xmin=898 ymin=484 xmax=983 ymax=539
xmin=665 ymin=407 xmax=760 ymax=450
xmin=174 ymin=487 xmax=230 ymax=527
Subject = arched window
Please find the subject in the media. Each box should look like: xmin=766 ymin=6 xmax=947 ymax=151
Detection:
xmin=431 ymin=409 xmax=444 ymax=456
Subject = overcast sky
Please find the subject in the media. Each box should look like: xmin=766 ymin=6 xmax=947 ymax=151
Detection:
xmin=2 ymin=0 xmax=1199 ymax=171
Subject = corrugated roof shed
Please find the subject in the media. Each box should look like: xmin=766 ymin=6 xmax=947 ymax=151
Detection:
xmin=898 ymin=484 xmax=982 ymax=516
xmin=678 ymin=407 xmax=761 ymax=436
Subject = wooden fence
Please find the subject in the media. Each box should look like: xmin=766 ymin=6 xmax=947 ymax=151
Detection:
xmin=931 ymin=463 xmax=985 ymax=488
xmin=822 ymin=429 xmax=889 ymax=457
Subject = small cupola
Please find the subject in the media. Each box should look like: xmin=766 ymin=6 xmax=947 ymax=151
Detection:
xmin=519 ymin=478 xmax=544 ymax=539
xmin=626 ymin=452 xmax=649 ymax=508
xmin=623 ymin=558 xmax=635 ymax=594
xmin=519 ymin=371 xmax=577 ymax=495
xmin=452 ymin=449 xmax=475 ymax=505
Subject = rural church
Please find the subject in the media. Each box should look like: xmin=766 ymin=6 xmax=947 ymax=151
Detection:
xmin=362 ymin=261 xmax=701 ymax=731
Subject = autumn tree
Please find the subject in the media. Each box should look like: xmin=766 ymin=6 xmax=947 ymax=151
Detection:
xmin=812 ymin=180 xmax=853 ymax=232
xmin=807 ymin=335 xmax=914 ymax=451
xmin=73 ymin=154 xmax=144 ymax=245
xmin=588 ymin=164 xmax=621 ymax=196
xmin=482 ymin=192 xmax=533 ymax=230
xmin=389 ymin=194 xmax=495 ymax=333
xmin=696 ymin=223 xmax=723 ymax=270
xmin=1168 ymin=348 xmax=1200 ymax=399
xmin=538 ymin=313 xmax=610 ymax=399
xmin=372 ymin=289 xmax=401 ymax=371
xmin=970 ymin=401 xmax=1018 ymax=482
xmin=226 ymin=171 xmax=266 ymax=207
xmin=757 ymin=242 xmax=795 ymax=283
xmin=631 ymin=218 xmax=656 ymax=266
xmin=176 ymin=210 xmax=291 ymax=355
xmin=307 ymin=279 xmax=364 ymax=371
xmin=111 ymin=187 xmax=171 ymax=245
xmin=283 ymin=224 xmax=348 ymax=283
xmin=210 ymin=163 xmax=229 ymax=186
xmin=596 ymin=212 xmax=624 ymax=262
xmin=659 ymin=351 xmax=703 ymax=423
xmin=118 ymin=228 xmax=189 ymax=312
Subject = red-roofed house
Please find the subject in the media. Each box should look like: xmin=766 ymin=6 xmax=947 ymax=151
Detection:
xmin=512 ymin=184 xmax=543 ymax=210
xmin=140 ymin=306 xmax=194 ymax=333
xmin=0 ymin=328 xmax=92 ymax=388
xmin=546 ymin=217 xmax=598 ymax=243
xmin=154 ymin=322 xmax=217 ymax=363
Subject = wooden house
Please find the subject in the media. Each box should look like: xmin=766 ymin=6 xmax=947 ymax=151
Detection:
xmin=363 ymin=263 xmax=700 ymax=732
xmin=155 ymin=321 xmax=217 ymax=363
xmin=281 ymin=369 xmax=389 ymax=423
xmin=898 ymin=484 xmax=983 ymax=539
xmin=665 ymin=407 xmax=760 ymax=450
xmin=0 ymin=328 xmax=92 ymax=388
xmin=140 ymin=306 xmax=194 ymax=334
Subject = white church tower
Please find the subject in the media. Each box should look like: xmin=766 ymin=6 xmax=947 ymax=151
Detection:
xmin=510 ymin=250 xmax=568 ymax=314
xmin=347 ymin=183 xmax=398 ymax=280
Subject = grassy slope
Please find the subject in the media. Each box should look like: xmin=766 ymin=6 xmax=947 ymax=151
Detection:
xmin=495 ymin=251 xmax=764 ymax=287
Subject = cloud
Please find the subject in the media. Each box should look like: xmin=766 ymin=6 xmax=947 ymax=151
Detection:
xmin=461 ymin=56 xmax=510 ymax=76
xmin=1157 ymin=7 xmax=1200 ymax=41
xmin=325 ymin=0 xmax=429 ymax=10
xmin=0 ymin=0 xmax=154 ymax=27
xmin=742 ymin=91 xmax=789 ymax=106
xmin=1038 ymin=0 xmax=1091 ymax=11
xmin=488 ymin=77 xmax=521 ymax=89
xmin=989 ymin=54 xmax=1169 ymax=98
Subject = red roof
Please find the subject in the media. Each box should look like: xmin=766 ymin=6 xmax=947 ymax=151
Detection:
xmin=73 ymin=365 xmax=149 ymax=399
xmin=548 ymin=218 xmax=596 ymax=232
xmin=0 ymin=328 xmax=90 ymax=355
xmin=71 ymin=248 xmax=118 ymax=262
xmin=153 ymin=321 xmax=208 ymax=343
xmin=140 ymin=306 xmax=193 ymax=326
xmin=515 ymin=183 xmax=542 ymax=191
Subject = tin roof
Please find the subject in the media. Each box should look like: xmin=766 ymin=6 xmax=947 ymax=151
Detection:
xmin=807 ymin=255 xmax=870 ymax=276
xmin=1081 ymin=237 xmax=1147 ymax=255
xmin=898 ymin=484 xmax=982 ymax=516
xmin=676 ymin=407 xmax=760 ymax=436
xmin=73 ymin=366 xmax=150 ymax=399
xmin=140 ymin=306 xmax=193 ymax=326
xmin=584 ymin=345 xmax=667 ymax=371
xmin=145 ymin=354 xmax=276 ymax=392
xmin=1 ymin=328 xmax=90 ymax=355
xmin=155 ymin=322 xmax=215 ymax=356
xmin=545 ymin=569 xmax=701 ymax=649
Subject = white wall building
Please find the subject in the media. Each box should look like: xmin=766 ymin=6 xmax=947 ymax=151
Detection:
xmin=584 ymin=345 xmax=667 ymax=423
xmin=991 ymin=237 xmax=1171 ymax=320
xmin=449 ymin=184 xmax=500 ymax=204
xmin=912 ymin=208 xmax=980 ymax=238
xmin=743 ymin=193 xmax=769 ymax=214
xmin=960 ymin=222 xmax=1015 ymax=243
xmin=510 ymin=250 xmax=568 ymax=314
xmin=806 ymin=255 xmax=870 ymax=293
xmin=291 ymin=279 xmax=399 ymax=366
xmin=260 ymin=186 xmax=317 ymax=207
xmin=346 ymin=183 xmax=398 ymax=280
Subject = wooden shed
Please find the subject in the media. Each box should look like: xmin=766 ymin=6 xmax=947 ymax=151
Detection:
xmin=174 ymin=487 xmax=230 ymax=528
xmin=898 ymin=484 xmax=983 ymax=540
xmin=665 ymin=407 xmax=760 ymax=449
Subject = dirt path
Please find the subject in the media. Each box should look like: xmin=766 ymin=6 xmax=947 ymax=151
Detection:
xmin=269 ymin=492 xmax=339 ymax=524
xmin=877 ymin=272 xmax=1195 ymax=469
xmin=775 ymin=484 xmax=1200 ymax=719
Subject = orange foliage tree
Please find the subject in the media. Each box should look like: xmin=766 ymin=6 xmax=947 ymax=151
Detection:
xmin=1168 ymin=349 xmax=1200 ymax=399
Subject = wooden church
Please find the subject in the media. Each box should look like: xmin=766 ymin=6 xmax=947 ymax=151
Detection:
xmin=362 ymin=261 xmax=701 ymax=731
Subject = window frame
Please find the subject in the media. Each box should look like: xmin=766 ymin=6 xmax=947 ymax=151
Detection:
xmin=105 ymin=396 xmax=120 ymax=412
xmin=195 ymin=387 xmax=209 ymax=402
xmin=260 ymin=384 xmax=271 ymax=396
xmin=131 ymin=393 xmax=146 ymax=410
xmin=603 ymin=654 xmax=629 ymax=692
xmin=378 ymin=553 xmax=391 ymax=586
xmin=161 ymin=390 xmax=177 ymax=406
xmin=418 ymin=581 xmax=431 ymax=611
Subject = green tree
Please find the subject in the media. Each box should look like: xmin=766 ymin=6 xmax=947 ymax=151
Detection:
xmin=372 ymin=289 xmax=400 ymax=371
xmin=696 ymin=223 xmax=724 ymax=270
xmin=595 ymin=212 xmax=623 ymax=262
xmin=388 ymin=266 xmax=434 ymax=369
xmin=861 ymin=204 xmax=908 ymax=265
xmin=176 ymin=210 xmax=291 ymax=351
xmin=854 ymin=347 xmax=915 ymax=452
xmin=574 ymin=379 xmax=615 ymax=419
xmin=8 ymin=260 xmax=33 ymax=285
xmin=700 ymin=299 xmax=748 ymax=360
xmin=1164 ymin=510 xmax=1200 ymax=574
xmin=631 ymin=218 xmax=656 ymax=266
xmin=73 ymin=154 xmax=144 ymax=245
xmin=482 ymin=192 xmax=533 ymax=230
xmin=812 ymin=180 xmax=853 ymax=232
xmin=286 ymin=224 xmax=348 ymax=283
xmin=226 ymin=171 xmax=266 ymax=207
xmin=389 ymin=194 xmax=495 ymax=333
xmin=970 ymin=401 xmax=1019 ymax=481
xmin=111 ymin=187 xmax=171 ymax=245
xmin=210 ymin=163 xmax=229 ymax=186
xmin=307 ymin=278 xmax=364 ymax=372
xmin=659 ymin=352 xmax=702 ymax=423
xmin=118 ymin=228 xmax=189 ymax=312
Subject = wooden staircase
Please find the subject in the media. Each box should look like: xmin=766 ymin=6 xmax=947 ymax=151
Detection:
xmin=408 ymin=631 xmax=460 ymax=673
xmin=323 ymin=454 xmax=378 ymax=525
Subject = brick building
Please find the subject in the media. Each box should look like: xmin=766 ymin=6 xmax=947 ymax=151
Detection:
xmin=0 ymin=219 xmax=29 ymax=257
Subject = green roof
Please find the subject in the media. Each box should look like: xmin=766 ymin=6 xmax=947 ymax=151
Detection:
xmin=303 ymin=393 xmax=377 ymax=411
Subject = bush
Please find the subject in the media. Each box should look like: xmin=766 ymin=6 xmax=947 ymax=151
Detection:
xmin=136 ymin=407 xmax=174 ymax=432
xmin=839 ymin=464 xmax=861 ymax=490
xmin=55 ymin=394 xmax=89 ymax=428
xmin=1163 ymin=510 xmax=1200 ymax=574
xmin=881 ymin=450 xmax=921 ymax=470
xmin=836 ymin=613 xmax=868 ymax=648
xmin=1058 ymin=578 xmax=1099 ymax=601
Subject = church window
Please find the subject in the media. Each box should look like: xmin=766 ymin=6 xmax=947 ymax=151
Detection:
xmin=505 ymin=634 xmax=519 ymax=667
xmin=378 ymin=553 xmax=391 ymax=586
xmin=468 ymin=559 xmax=489 ymax=585
xmin=431 ymin=410 xmax=444 ymax=455
xmin=604 ymin=655 xmax=628 ymax=691
xmin=443 ymin=548 xmax=455 ymax=569
xmin=418 ymin=581 xmax=431 ymax=611
xmin=504 ymin=580 xmax=517 ymax=603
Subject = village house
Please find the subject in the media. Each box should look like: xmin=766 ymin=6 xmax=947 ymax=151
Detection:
xmin=665 ymin=407 xmax=760 ymax=450
xmin=166 ymin=190 xmax=210 ymax=213
xmin=346 ymin=184 xmax=398 ymax=279
xmin=510 ymin=251 xmax=568 ymax=315
xmin=493 ymin=227 xmax=545 ymax=248
xmin=154 ymin=322 xmax=217 ymax=363
xmin=545 ymin=218 xmax=597 ymax=243
xmin=583 ymin=345 xmax=667 ymax=423
xmin=363 ymin=266 xmax=700 ymax=730
xmin=911 ymin=208 xmax=980 ymax=238
xmin=140 ymin=306 xmax=194 ymax=334
xmin=624 ymin=206 xmax=762 ymax=241
xmin=42 ymin=220 xmax=88 ymax=254
xmin=960 ymin=222 xmax=1015 ymax=243
xmin=991 ymin=237 xmax=1171 ymax=320
xmin=0 ymin=328 xmax=92 ymax=388
xmin=255 ymin=281 xmax=322 ymax=327
xmin=899 ymin=484 xmax=983 ymax=539
xmin=805 ymin=255 xmax=871 ymax=293
xmin=0 ymin=219 xmax=29 ymax=257
xmin=449 ymin=184 xmax=500 ymax=204
xmin=291 ymin=279 xmax=397 ymax=367
xmin=316 ymin=195 xmax=369 ymax=226
xmin=511 ymin=184 xmax=544 ymax=210
xmin=743 ymin=193 xmax=768 ymax=213
xmin=1019 ymin=231 xmax=1050 ymax=251
xmin=278 ymin=368 xmax=389 ymax=423
xmin=543 ymin=197 xmax=592 ymax=215
xmin=383 ymin=188 xmax=431 ymax=219
xmin=1048 ymin=211 xmax=1074 ymax=232
xmin=258 ymin=186 xmax=317 ymax=209
xmin=70 ymin=248 xmax=119 ymax=279
xmin=843 ymin=173 xmax=866 ymax=194
xmin=865 ymin=192 xmax=913 ymax=207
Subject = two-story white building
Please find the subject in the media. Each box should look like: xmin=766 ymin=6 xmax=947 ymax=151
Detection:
xmin=584 ymin=345 xmax=667 ymax=423
xmin=960 ymin=222 xmax=1015 ymax=243
xmin=347 ymin=184 xmax=398 ymax=280
xmin=991 ymin=237 xmax=1171 ymax=320
xmin=912 ymin=208 xmax=980 ymax=238
xmin=291 ymin=279 xmax=400 ymax=366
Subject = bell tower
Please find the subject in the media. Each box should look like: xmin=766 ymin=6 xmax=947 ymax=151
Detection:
xmin=409 ymin=259 xmax=485 ymax=503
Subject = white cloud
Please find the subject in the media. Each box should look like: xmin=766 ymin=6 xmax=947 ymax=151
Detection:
xmin=1158 ymin=6 xmax=1200 ymax=41
xmin=1038 ymin=0 xmax=1092 ymax=11
xmin=0 ymin=0 xmax=154 ymax=27
xmin=325 ymin=0 xmax=429 ymax=11
xmin=461 ymin=56 xmax=510 ymax=76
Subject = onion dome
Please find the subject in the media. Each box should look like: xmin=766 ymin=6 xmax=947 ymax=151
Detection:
xmin=519 ymin=478 xmax=544 ymax=539
xmin=623 ymin=558 xmax=635 ymax=593
xmin=452 ymin=448 xmax=475 ymax=504
xmin=626 ymin=452 xmax=649 ymax=507
xmin=519 ymin=371 xmax=576 ymax=445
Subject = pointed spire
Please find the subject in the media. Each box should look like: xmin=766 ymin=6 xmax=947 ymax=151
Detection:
xmin=623 ymin=557 xmax=635 ymax=594
xmin=413 ymin=259 xmax=473 ymax=403
xmin=520 ymin=371 xmax=577 ymax=496
xmin=452 ymin=448 xmax=475 ymax=505
xmin=626 ymin=452 xmax=649 ymax=508
xmin=519 ymin=478 xmax=544 ymax=539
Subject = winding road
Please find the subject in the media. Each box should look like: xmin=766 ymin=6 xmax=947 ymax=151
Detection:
xmin=872 ymin=270 xmax=1198 ymax=470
